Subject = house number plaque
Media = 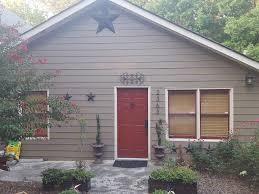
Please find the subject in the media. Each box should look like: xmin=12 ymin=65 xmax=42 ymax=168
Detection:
xmin=120 ymin=72 xmax=144 ymax=85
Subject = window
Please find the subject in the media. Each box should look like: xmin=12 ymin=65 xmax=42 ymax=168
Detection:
xmin=200 ymin=90 xmax=229 ymax=139
xmin=23 ymin=91 xmax=49 ymax=138
xmin=167 ymin=89 xmax=231 ymax=140
xmin=168 ymin=90 xmax=196 ymax=138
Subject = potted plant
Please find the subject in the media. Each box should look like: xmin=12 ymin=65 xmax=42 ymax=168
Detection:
xmin=153 ymin=119 xmax=166 ymax=163
xmin=59 ymin=189 xmax=78 ymax=194
xmin=0 ymin=154 xmax=8 ymax=171
xmin=41 ymin=168 xmax=63 ymax=191
xmin=91 ymin=114 xmax=104 ymax=163
xmin=71 ymin=169 xmax=94 ymax=192
xmin=148 ymin=166 xmax=198 ymax=194
xmin=61 ymin=170 xmax=74 ymax=190
xmin=59 ymin=190 xmax=78 ymax=194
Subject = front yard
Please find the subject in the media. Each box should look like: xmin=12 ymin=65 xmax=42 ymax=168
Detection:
xmin=0 ymin=160 xmax=257 ymax=194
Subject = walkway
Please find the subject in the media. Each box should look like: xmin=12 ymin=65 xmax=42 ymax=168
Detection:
xmin=0 ymin=159 xmax=154 ymax=194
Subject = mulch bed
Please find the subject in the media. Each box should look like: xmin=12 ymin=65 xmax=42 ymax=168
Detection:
xmin=198 ymin=173 xmax=258 ymax=194
xmin=0 ymin=173 xmax=258 ymax=194
xmin=0 ymin=181 xmax=59 ymax=194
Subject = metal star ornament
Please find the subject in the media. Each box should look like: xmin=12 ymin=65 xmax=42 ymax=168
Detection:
xmin=92 ymin=7 xmax=119 ymax=34
xmin=87 ymin=92 xmax=96 ymax=101
xmin=63 ymin=93 xmax=72 ymax=101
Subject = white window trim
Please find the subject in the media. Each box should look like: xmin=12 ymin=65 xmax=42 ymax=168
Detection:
xmin=165 ymin=88 xmax=234 ymax=142
xmin=25 ymin=89 xmax=50 ymax=141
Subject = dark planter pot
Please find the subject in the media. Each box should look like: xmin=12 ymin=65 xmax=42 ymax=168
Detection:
xmin=148 ymin=177 xmax=197 ymax=194
xmin=153 ymin=145 xmax=165 ymax=164
xmin=75 ymin=179 xmax=91 ymax=192
xmin=42 ymin=184 xmax=55 ymax=191
xmin=62 ymin=180 xmax=73 ymax=190
xmin=91 ymin=143 xmax=104 ymax=164
xmin=0 ymin=156 xmax=8 ymax=171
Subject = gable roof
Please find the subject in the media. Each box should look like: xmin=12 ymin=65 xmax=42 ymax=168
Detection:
xmin=21 ymin=0 xmax=259 ymax=72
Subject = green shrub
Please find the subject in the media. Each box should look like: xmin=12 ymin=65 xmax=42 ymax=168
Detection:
xmin=190 ymin=139 xmax=258 ymax=185
xmin=150 ymin=166 xmax=198 ymax=184
xmin=59 ymin=189 xmax=78 ymax=194
xmin=70 ymin=169 xmax=94 ymax=182
xmin=42 ymin=168 xmax=94 ymax=186
xmin=152 ymin=190 xmax=168 ymax=194
xmin=42 ymin=168 xmax=63 ymax=185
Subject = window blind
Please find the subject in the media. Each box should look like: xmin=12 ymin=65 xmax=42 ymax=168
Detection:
xmin=168 ymin=90 xmax=196 ymax=138
xmin=200 ymin=90 xmax=229 ymax=138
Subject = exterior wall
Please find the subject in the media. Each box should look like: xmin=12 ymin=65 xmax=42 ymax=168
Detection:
xmin=22 ymin=5 xmax=259 ymax=160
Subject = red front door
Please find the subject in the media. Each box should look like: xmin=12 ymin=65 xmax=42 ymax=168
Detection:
xmin=117 ymin=88 xmax=148 ymax=158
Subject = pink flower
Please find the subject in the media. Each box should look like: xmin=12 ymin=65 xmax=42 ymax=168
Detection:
xmin=38 ymin=58 xmax=48 ymax=64
xmin=20 ymin=43 xmax=28 ymax=52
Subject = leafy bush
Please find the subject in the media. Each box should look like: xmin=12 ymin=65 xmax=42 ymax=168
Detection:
xmin=42 ymin=168 xmax=94 ymax=186
xmin=42 ymin=168 xmax=63 ymax=185
xmin=190 ymin=139 xmax=258 ymax=185
xmin=150 ymin=166 xmax=198 ymax=184
xmin=59 ymin=190 xmax=78 ymax=194
xmin=152 ymin=190 xmax=168 ymax=194
xmin=69 ymin=169 xmax=94 ymax=182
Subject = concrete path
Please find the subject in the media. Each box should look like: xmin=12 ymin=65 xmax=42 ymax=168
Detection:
xmin=90 ymin=161 xmax=155 ymax=194
xmin=0 ymin=160 xmax=155 ymax=193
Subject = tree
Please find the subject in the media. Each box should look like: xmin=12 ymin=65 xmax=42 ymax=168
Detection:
xmin=1 ymin=0 xmax=48 ymax=26
xmin=142 ymin=0 xmax=254 ymax=42
xmin=0 ymin=24 xmax=79 ymax=144
xmin=39 ymin=0 xmax=79 ymax=14
xmin=224 ymin=7 xmax=259 ymax=61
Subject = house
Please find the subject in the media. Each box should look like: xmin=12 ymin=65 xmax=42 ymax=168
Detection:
xmin=0 ymin=4 xmax=31 ymax=33
xmin=21 ymin=0 xmax=259 ymax=161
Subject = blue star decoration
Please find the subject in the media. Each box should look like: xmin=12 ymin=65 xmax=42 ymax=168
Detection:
xmin=63 ymin=93 xmax=72 ymax=101
xmin=92 ymin=7 xmax=119 ymax=34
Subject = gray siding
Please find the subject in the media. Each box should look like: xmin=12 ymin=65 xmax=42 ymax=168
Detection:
xmin=22 ymin=5 xmax=259 ymax=160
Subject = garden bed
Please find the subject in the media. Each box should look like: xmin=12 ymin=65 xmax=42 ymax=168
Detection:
xmin=0 ymin=172 xmax=257 ymax=194
xmin=0 ymin=181 xmax=59 ymax=194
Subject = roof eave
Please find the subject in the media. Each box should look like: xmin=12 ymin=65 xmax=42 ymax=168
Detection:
xmin=110 ymin=0 xmax=259 ymax=72
xmin=21 ymin=0 xmax=259 ymax=72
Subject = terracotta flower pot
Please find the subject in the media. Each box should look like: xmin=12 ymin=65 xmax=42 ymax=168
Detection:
xmin=91 ymin=143 xmax=104 ymax=164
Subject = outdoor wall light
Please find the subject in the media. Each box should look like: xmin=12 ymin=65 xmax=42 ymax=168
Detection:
xmin=245 ymin=74 xmax=256 ymax=86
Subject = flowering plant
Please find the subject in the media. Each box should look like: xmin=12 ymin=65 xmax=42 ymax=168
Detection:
xmin=0 ymin=24 xmax=79 ymax=143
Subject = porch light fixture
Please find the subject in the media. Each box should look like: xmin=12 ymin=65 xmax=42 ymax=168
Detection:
xmin=245 ymin=74 xmax=256 ymax=86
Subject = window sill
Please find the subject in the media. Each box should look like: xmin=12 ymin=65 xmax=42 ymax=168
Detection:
xmin=166 ymin=138 xmax=225 ymax=142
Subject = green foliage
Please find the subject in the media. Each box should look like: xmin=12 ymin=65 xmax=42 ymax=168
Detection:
xmin=224 ymin=7 xmax=259 ymax=61
xmin=144 ymin=0 xmax=254 ymax=43
xmin=0 ymin=24 xmax=79 ymax=143
xmin=42 ymin=168 xmax=94 ymax=186
xmin=150 ymin=166 xmax=198 ymax=184
xmin=155 ymin=119 xmax=164 ymax=146
xmin=42 ymin=168 xmax=63 ymax=185
xmin=1 ymin=0 xmax=48 ymax=26
xmin=39 ymin=0 xmax=79 ymax=14
xmin=132 ymin=0 xmax=257 ymax=60
xmin=152 ymin=190 xmax=168 ymax=194
xmin=59 ymin=190 xmax=78 ymax=194
xmin=96 ymin=114 xmax=101 ymax=145
xmin=69 ymin=168 xmax=94 ymax=182
xmin=190 ymin=139 xmax=259 ymax=185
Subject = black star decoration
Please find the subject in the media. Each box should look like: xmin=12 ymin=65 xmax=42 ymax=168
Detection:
xmin=87 ymin=92 xmax=96 ymax=101
xmin=92 ymin=7 xmax=119 ymax=34
xmin=63 ymin=93 xmax=72 ymax=101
